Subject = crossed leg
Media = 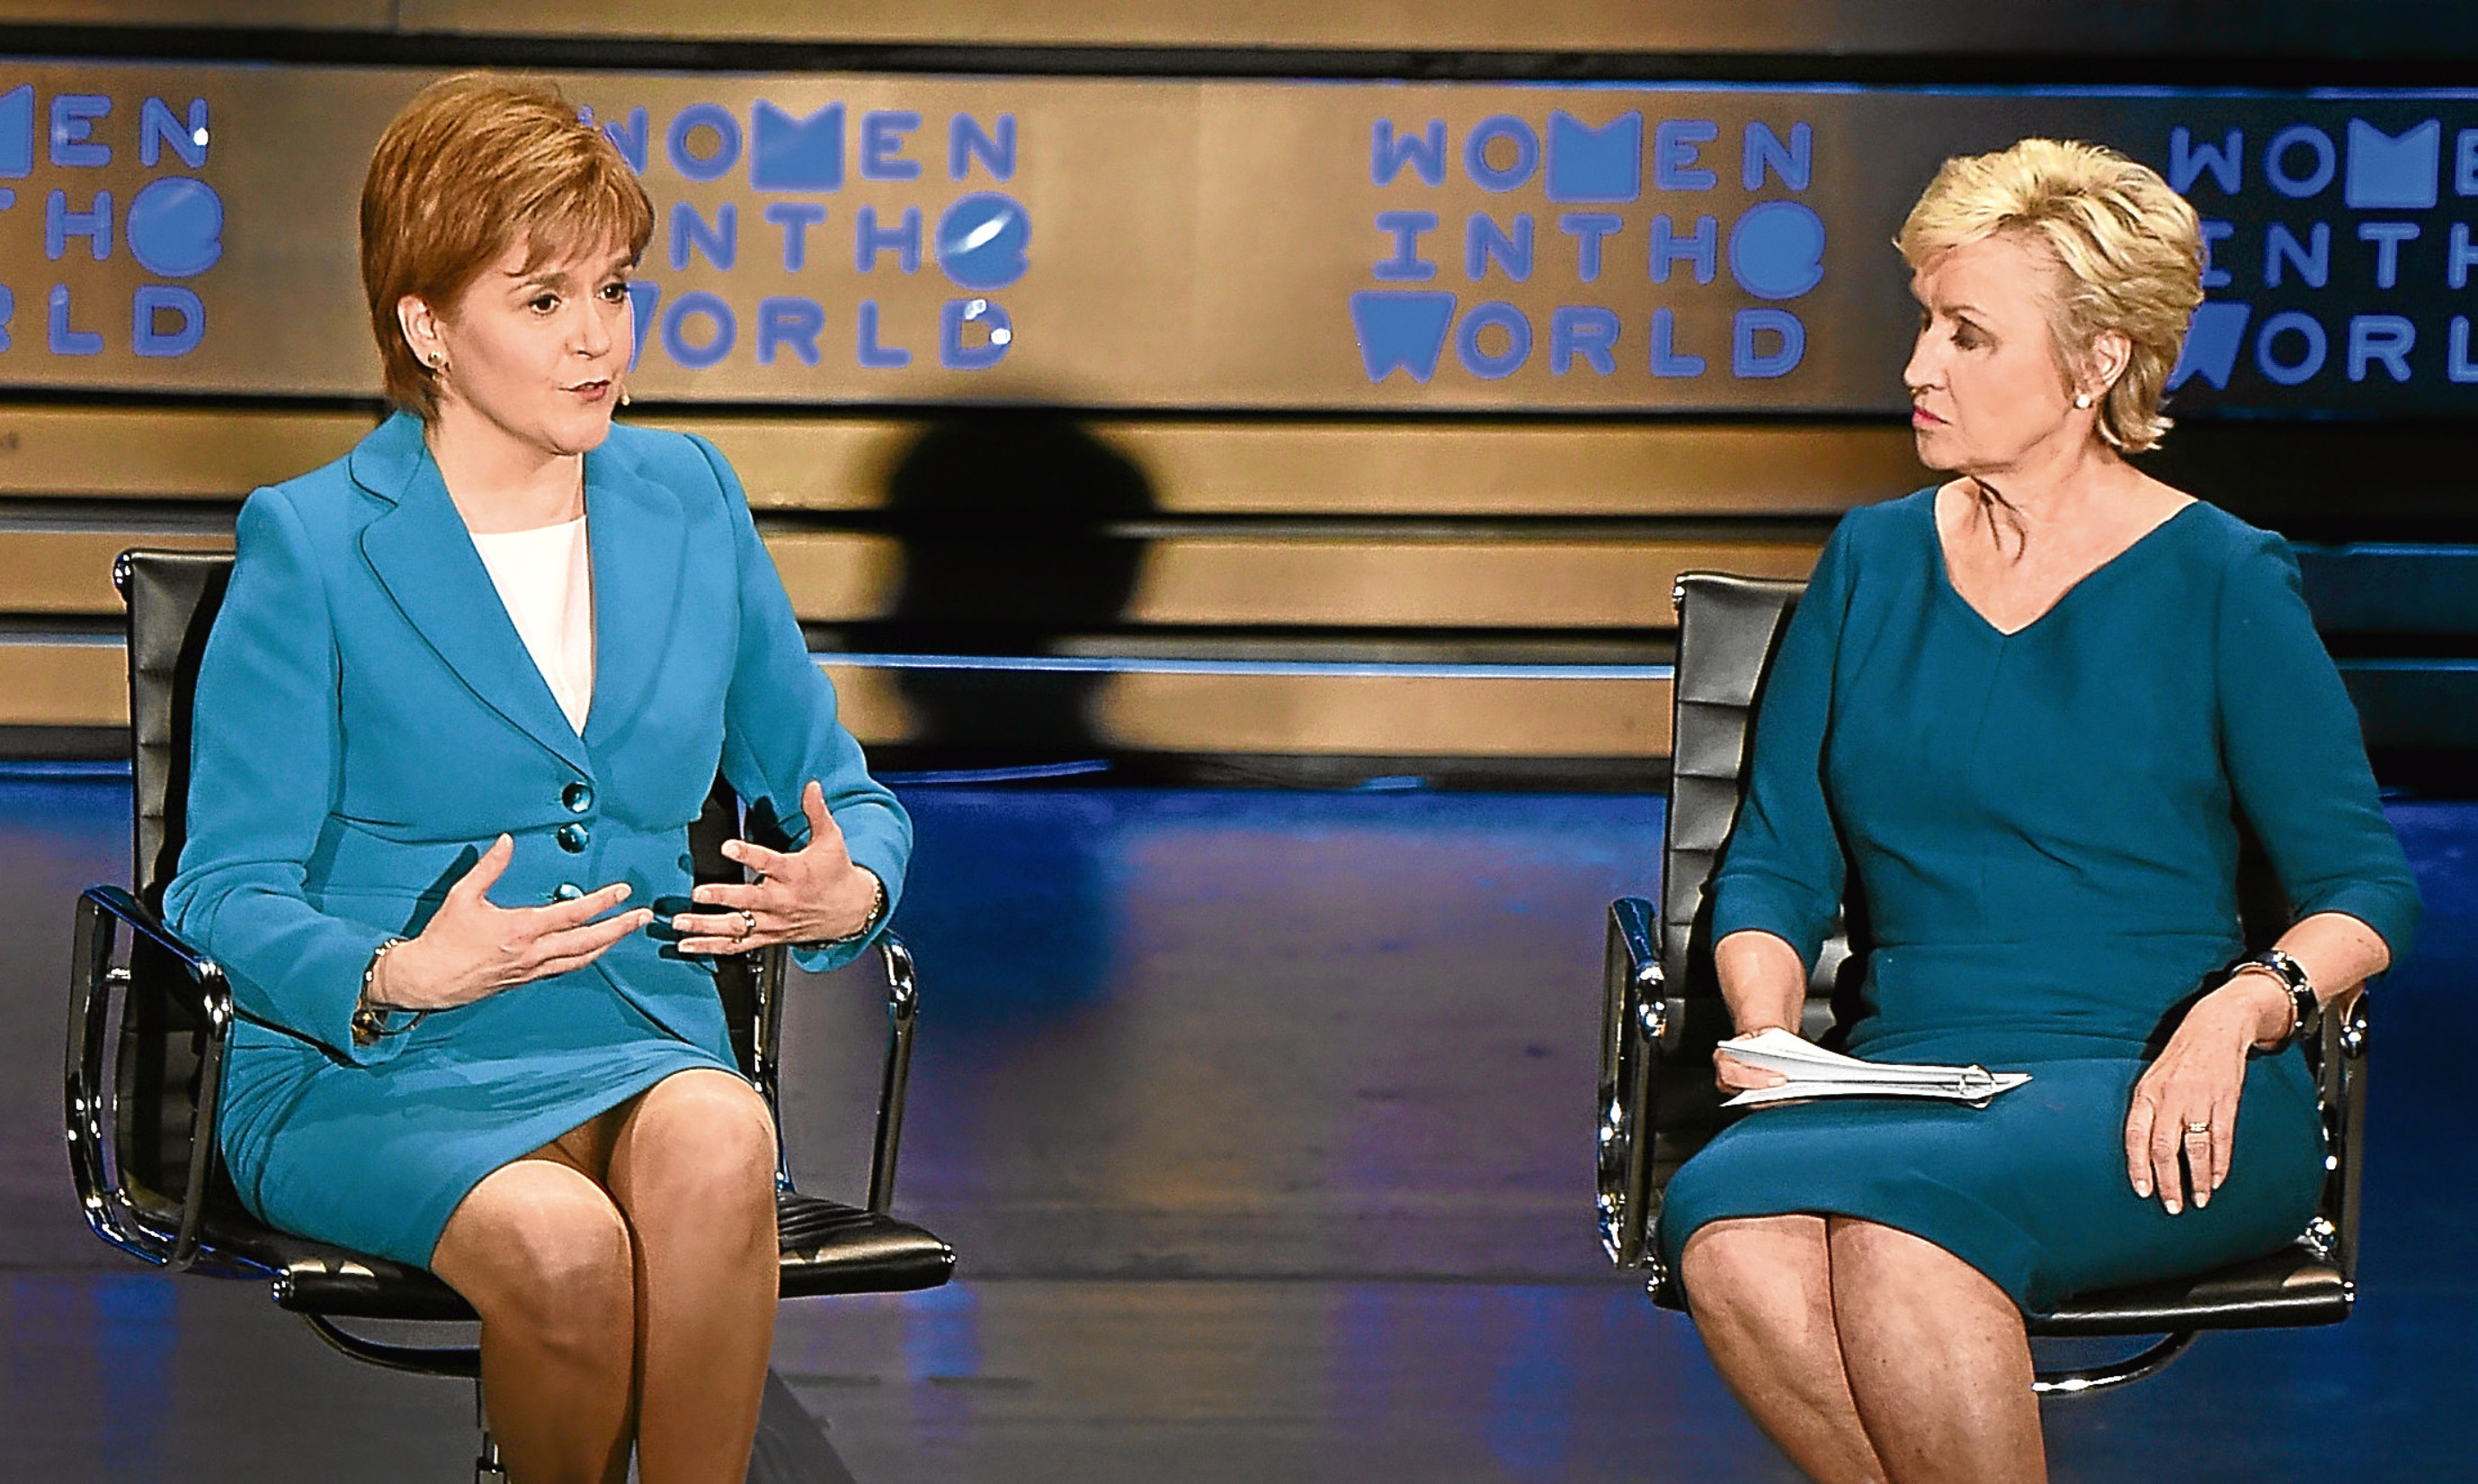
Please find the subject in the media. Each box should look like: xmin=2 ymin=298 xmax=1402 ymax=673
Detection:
xmin=1680 ymin=1214 xmax=2046 ymax=1484
xmin=430 ymin=1068 xmax=781 ymax=1484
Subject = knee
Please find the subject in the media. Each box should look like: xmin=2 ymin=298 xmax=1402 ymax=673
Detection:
xmin=1680 ymin=1215 xmax=1827 ymax=1320
xmin=628 ymin=1071 xmax=780 ymax=1211
xmin=442 ymin=1170 xmax=634 ymax=1334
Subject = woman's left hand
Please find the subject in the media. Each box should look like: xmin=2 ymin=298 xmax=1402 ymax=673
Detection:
xmin=673 ymin=780 xmax=883 ymax=955
xmin=2122 ymin=973 xmax=2291 ymax=1215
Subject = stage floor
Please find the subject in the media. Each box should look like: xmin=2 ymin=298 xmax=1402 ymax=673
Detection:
xmin=3 ymin=777 xmax=2471 ymax=1481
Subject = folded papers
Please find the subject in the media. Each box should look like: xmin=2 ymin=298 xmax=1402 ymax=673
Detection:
xmin=1716 ymin=1027 xmax=2032 ymax=1109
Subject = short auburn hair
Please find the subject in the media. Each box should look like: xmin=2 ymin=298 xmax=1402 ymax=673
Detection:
xmin=1897 ymin=138 xmax=2205 ymax=455
xmin=361 ymin=72 xmax=654 ymax=418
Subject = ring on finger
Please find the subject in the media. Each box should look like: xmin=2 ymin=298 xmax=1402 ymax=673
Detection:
xmin=734 ymin=909 xmax=755 ymax=941
xmin=2181 ymin=1119 xmax=2213 ymax=1136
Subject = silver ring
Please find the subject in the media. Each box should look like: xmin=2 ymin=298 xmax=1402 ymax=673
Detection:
xmin=2182 ymin=1120 xmax=2213 ymax=1136
xmin=735 ymin=909 xmax=755 ymax=940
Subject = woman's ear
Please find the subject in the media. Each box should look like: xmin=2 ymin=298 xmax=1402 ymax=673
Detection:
xmin=397 ymin=293 xmax=442 ymax=371
xmin=2079 ymin=328 xmax=2133 ymax=404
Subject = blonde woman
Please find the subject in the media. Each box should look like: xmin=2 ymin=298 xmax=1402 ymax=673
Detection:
xmin=165 ymin=75 xmax=907 ymax=1483
xmin=1659 ymin=139 xmax=2419 ymax=1483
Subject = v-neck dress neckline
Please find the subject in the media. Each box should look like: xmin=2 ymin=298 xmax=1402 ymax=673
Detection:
xmin=1928 ymin=496 xmax=2203 ymax=640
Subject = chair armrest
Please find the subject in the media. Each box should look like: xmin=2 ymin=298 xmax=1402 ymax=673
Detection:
xmin=2306 ymin=988 xmax=2369 ymax=1284
xmin=1598 ymin=897 xmax=1665 ymax=1271
xmin=867 ymin=933 xmax=920 ymax=1214
xmin=66 ymin=884 xmax=233 ymax=1274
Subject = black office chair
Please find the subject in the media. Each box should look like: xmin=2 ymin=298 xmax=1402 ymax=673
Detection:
xmin=1596 ymin=572 xmax=2369 ymax=1395
xmin=67 ymin=549 xmax=955 ymax=1479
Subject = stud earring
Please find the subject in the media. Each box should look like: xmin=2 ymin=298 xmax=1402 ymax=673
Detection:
xmin=2072 ymin=391 xmax=2092 ymax=409
xmin=619 ymin=385 xmax=631 ymax=407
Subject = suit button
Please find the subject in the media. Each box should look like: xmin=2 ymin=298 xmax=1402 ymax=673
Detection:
xmin=557 ymin=823 xmax=591 ymax=853
xmin=562 ymin=782 xmax=593 ymax=813
xmin=552 ymin=883 xmax=584 ymax=902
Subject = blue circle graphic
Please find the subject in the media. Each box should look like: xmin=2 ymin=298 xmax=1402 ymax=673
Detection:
xmin=934 ymin=192 xmax=1030 ymax=290
xmin=127 ymin=177 xmax=224 ymax=279
xmin=1727 ymin=201 xmax=1826 ymax=301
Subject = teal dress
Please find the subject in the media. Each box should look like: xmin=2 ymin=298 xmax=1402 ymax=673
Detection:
xmin=163 ymin=413 xmax=912 ymax=1269
xmin=1657 ymin=489 xmax=2420 ymax=1316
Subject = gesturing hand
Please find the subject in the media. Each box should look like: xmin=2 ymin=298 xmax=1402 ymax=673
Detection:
xmin=2123 ymin=974 xmax=2290 ymax=1215
xmin=374 ymin=834 xmax=653 ymax=1011
xmin=673 ymin=780 xmax=882 ymax=956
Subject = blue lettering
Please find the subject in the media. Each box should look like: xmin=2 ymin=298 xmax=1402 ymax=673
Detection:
xmin=595 ymin=106 xmax=649 ymax=173
xmin=750 ymin=102 xmax=843 ymax=191
xmin=941 ymin=297 xmax=1012 ymax=370
xmin=1373 ymin=210 xmax=1440 ymax=282
xmin=757 ymin=297 xmax=824 ymax=366
xmin=1649 ymin=307 xmax=1705 ymax=378
xmin=624 ymin=281 xmax=661 ymax=369
xmin=2450 ymin=316 xmax=2478 ymax=383
xmin=2254 ymin=309 xmax=2327 ymax=385
xmin=1549 ymin=307 xmax=1619 ymax=376
xmin=1742 ymin=121 xmax=1811 ymax=191
xmin=2264 ymin=126 xmax=2335 ymax=199
xmin=665 ymin=104 xmax=743 ymax=182
xmin=1648 ymin=214 xmax=1716 ymax=284
xmin=860 ymin=111 xmax=923 ymax=182
xmin=1733 ymin=308 xmax=1805 ymax=378
xmin=1350 ymin=290 xmax=1457 ymax=382
xmin=138 ymin=98 xmax=208 ymax=169
xmin=0 ymin=85 xmax=30 ymax=178
xmin=2170 ymin=127 xmax=2242 ymax=195
xmin=44 ymin=190 xmax=111 ymax=262
xmin=661 ymin=289 xmax=735 ymax=369
xmin=1465 ymin=212 xmax=1533 ymax=282
xmin=764 ymin=202 xmax=827 ymax=271
xmin=1455 ymin=301 xmax=1531 ymax=379
xmin=1464 ymin=116 xmax=1539 ymax=193
xmin=0 ymin=284 xmax=12 ymax=351
xmin=49 ymin=94 xmax=111 ymax=168
xmin=131 ymin=284 xmax=203 ymax=357
xmin=47 ymin=285 xmax=101 ymax=355
xmin=2199 ymin=220 xmax=2234 ymax=289
xmin=669 ymin=200 xmax=736 ymax=271
xmin=949 ymin=113 xmax=1016 ymax=182
xmin=1373 ymin=120 xmax=1448 ymax=187
xmin=1560 ymin=213 xmax=1622 ymax=282
xmin=2452 ymin=222 xmax=2478 ymax=289
xmin=2347 ymin=314 xmax=2414 ymax=382
xmin=2358 ymin=221 xmax=2419 ymax=289
xmin=856 ymin=299 xmax=911 ymax=368
xmin=2265 ymin=223 xmax=2329 ymax=288
xmin=854 ymin=206 xmax=922 ymax=273
xmin=1653 ymin=120 xmax=1718 ymax=191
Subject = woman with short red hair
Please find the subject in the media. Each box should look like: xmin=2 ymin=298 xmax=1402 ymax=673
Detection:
xmin=165 ymin=73 xmax=909 ymax=1483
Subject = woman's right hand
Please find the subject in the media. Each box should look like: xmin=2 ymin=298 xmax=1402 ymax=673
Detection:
xmin=1713 ymin=1029 xmax=1795 ymax=1095
xmin=371 ymin=834 xmax=652 ymax=1011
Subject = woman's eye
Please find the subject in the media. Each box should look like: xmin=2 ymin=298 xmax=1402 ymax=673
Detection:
xmin=601 ymin=282 xmax=628 ymax=302
xmin=530 ymin=295 xmax=559 ymax=314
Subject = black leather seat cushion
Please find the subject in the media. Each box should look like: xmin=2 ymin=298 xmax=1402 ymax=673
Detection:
xmin=2032 ymin=1243 xmax=2349 ymax=1336
xmin=258 ymin=1190 xmax=955 ymax=1321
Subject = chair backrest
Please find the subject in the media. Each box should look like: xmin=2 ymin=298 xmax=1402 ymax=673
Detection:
xmin=113 ymin=550 xmax=776 ymax=1200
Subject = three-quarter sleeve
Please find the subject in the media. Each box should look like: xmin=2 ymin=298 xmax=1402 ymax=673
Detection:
xmin=691 ymin=433 xmax=913 ymax=973
xmin=1706 ymin=517 xmax=1858 ymax=973
xmin=2215 ymin=529 xmax=2421 ymax=963
xmin=161 ymin=491 xmax=410 ymax=1066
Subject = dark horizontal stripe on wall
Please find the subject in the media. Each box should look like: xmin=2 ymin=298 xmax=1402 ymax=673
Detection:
xmin=7 ymin=26 xmax=2478 ymax=87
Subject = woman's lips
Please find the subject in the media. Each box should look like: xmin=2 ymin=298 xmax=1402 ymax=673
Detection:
xmin=1911 ymin=405 xmax=1945 ymax=427
xmin=566 ymin=378 xmax=612 ymax=402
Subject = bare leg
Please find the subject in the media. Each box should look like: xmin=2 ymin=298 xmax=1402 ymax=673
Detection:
xmin=1680 ymin=1216 xmax=1888 ymax=1484
xmin=1826 ymin=1218 xmax=2045 ymax=1484
xmin=604 ymin=1069 xmax=781 ymax=1484
xmin=431 ymin=1151 xmax=637 ymax=1484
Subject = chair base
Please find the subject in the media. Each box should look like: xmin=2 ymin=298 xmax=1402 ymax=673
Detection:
xmin=2031 ymin=1330 xmax=2198 ymax=1396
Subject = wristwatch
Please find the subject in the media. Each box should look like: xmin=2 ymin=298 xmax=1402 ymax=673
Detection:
xmin=2233 ymin=947 xmax=2317 ymax=1051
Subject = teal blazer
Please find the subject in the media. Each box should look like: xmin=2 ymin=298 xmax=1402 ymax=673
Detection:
xmin=165 ymin=412 xmax=911 ymax=1076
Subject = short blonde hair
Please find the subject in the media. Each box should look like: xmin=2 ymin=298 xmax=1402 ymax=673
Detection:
xmin=361 ymin=73 xmax=655 ymax=418
xmin=1897 ymin=138 xmax=2204 ymax=454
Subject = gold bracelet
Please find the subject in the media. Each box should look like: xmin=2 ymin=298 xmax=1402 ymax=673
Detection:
xmin=350 ymin=937 xmax=419 ymax=1049
xmin=815 ymin=871 xmax=889 ymax=947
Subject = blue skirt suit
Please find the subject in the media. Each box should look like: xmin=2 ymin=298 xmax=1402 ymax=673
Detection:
xmin=1657 ymin=490 xmax=2420 ymax=1316
xmin=163 ymin=413 xmax=912 ymax=1268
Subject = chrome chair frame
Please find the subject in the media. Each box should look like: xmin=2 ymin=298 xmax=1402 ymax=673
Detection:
xmin=1596 ymin=571 xmax=2371 ymax=1396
